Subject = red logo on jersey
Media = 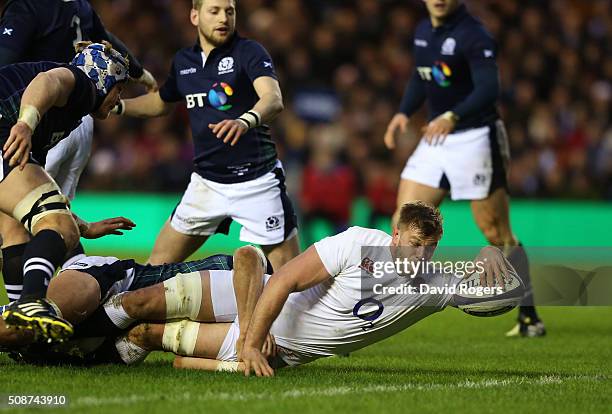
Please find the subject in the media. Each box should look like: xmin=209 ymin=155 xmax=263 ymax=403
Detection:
xmin=359 ymin=257 xmax=375 ymax=275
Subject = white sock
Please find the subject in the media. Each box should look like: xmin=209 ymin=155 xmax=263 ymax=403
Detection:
xmin=104 ymin=293 xmax=136 ymax=329
xmin=115 ymin=335 xmax=149 ymax=365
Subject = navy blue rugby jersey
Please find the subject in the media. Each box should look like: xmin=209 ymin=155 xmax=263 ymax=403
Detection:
xmin=0 ymin=61 xmax=97 ymax=163
xmin=159 ymin=34 xmax=279 ymax=184
xmin=406 ymin=4 xmax=500 ymax=130
xmin=0 ymin=0 xmax=107 ymax=64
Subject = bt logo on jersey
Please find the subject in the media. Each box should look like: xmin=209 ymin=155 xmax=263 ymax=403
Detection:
xmin=208 ymin=82 xmax=234 ymax=111
xmin=185 ymin=82 xmax=235 ymax=110
xmin=186 ymin=93 xmax=207 ymax=109
xmin=417 ymin=61 xmax=453 ymax=87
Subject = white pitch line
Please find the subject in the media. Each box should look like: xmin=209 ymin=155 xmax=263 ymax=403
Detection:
xmin=71 ymin=375 xmax=605 ymax=408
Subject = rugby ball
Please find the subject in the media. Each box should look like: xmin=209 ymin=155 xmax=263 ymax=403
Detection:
xmin=454 ymin=269 xmax=525 ymax=317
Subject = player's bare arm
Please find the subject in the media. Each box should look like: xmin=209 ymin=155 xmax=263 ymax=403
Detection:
xmin=119 ymin=91 xmax=174 ymax=117
xmin=3 ymin=68 xmax=76 ymax=169
xmin=173 ymin=355 xmax=246 ymax=372
xmin=384 ymin=113 xmax=410 ymax=150
xmin=119 ymin=92 xmax=175 ymax=118
xmin=385 ymin=70 xmax=425 ymax=150
xmin=134 ymin=69 xmax=159 ymax=92
xmin=233 ymin=246 xmax=267 ymax=357
xmin=242 ymin=246 xmax=330 ymax=377
xmin=72 ymin=215 xmax=136 ymax=239
xmin=210 ymin=76 xmax=284 ymax=146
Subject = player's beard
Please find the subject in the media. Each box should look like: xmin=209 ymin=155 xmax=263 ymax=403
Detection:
xmin=201 ymin=27 xmax=234 ymax=48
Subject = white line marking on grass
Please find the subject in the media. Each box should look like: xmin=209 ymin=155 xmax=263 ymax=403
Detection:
xmin=71 ymin=375 xmax=605 ymax=408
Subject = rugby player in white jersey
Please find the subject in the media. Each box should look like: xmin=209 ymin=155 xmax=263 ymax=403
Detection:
xmin=1 ymin=202 xmax=513 ymax=368
xmin=91 ymin=201 xmax=511 ymax=373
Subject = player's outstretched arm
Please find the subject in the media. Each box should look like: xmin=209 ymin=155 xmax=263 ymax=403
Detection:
xmin=251 ymin=76 xmax=284 ymax=124
xmin=73 ymin=214 xmax=136 ymax=239
xmin=117 ymin=92 xmax=174 ymax=118
xmin=242 ymin=246 xmax=330 ymax=377
xmin=3 ymin=68 xmax=76 ymax=169
xmin=173 ymin=356 xmax=245 ymax=372
xmin=385 ymin=70 xmax=425 ymax=150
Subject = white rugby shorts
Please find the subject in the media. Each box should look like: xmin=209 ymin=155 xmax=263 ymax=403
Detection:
xmin=45 ymin=115 xmax=94 ymax=200
xmin=401 ymin=120 xmax=510 ymax=200
xmin=170 ymin=161 xmax=298 ymax=245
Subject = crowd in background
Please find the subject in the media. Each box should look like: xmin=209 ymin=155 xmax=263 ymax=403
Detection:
xmin=84 ymin=0 xmax=612 ymax=231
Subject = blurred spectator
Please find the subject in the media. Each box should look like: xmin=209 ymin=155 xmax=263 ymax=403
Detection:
xmin=24 ymin=0 xmax=607 ymax=203
xmin=300 ymin=125 xmax=356 ymax=244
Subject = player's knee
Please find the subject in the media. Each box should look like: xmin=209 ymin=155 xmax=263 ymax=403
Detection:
xmin=127 ymin=323 xmax=157 ymax=350
xmin=13 ymin=182 xmax=75 ymax=244
xmin=34 ymin=214 xmax=80 ymax=251
xmin=122 ymin=289 xmax=153 ymax=320
xmin=234 ymin=245 xmax=266 ymax=269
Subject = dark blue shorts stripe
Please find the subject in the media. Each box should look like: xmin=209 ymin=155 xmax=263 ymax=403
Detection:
xmin=272 ymin=167 xmax=298 ymax=240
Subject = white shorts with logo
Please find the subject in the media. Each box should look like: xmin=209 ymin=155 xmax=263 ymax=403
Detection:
xmin=401 ymin=120 xmax=510 ymax=201
xmin=170 ymin=160 xmax=298 ymax=245
xmin=45 ymin=115 xmax=94 ymax=200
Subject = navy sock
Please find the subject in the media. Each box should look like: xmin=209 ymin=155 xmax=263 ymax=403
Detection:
xmin=62 ymin=241 xmax=86 ymax=268
xmin=507 ymin=242 xmax=539 ymax=320
xmin=2 ymin=243 xmax=27 ymax=301
xmin=21 ymin=230 xmax=67 ymax=300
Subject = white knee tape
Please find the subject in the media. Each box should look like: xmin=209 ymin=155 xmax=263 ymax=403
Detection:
xmin=163 ymin=271 xmax=202 ymax=320
xmin=12 ymin=182 xmax=71 ymax=232
xmin=115 ymin=334 xmax=149 ymax=365
xmin=162 ymin=320 xmax=200 ymax=356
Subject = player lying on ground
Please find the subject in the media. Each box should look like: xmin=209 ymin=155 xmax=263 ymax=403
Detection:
xmin=73 ymin=201 xmax=518 ymax=373
xmin=0 ymin=246 xmax=272 ymax=365
xmin=0 ymin=42 xmax=131 ymax=342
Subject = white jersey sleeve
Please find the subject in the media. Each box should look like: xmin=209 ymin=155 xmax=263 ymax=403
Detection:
xmin=313 ymin=228 xmax=356 ymax=277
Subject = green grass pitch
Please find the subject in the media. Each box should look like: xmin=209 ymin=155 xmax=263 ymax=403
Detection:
xmin=1 ymin=306 xmax=610 ymax=414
